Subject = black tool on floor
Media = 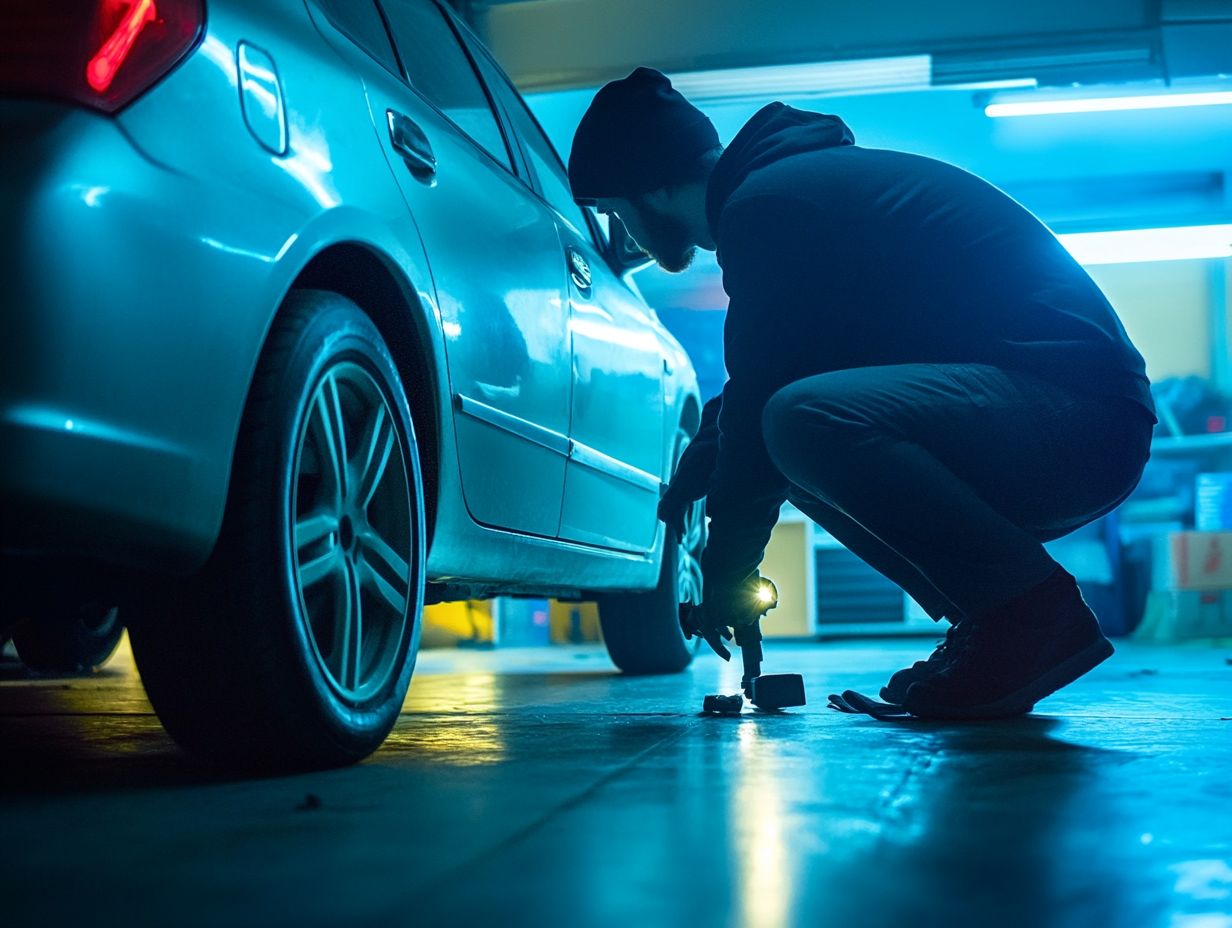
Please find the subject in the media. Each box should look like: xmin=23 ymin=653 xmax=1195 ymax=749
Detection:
xmin=702 ymin=693 xmax=744 ymax=714
xmin=701 ymin=577 xmax=807 ymax=714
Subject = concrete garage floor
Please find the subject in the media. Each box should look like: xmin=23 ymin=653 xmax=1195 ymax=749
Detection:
xmin=1 ymin=636 xmax=1229 ymax=928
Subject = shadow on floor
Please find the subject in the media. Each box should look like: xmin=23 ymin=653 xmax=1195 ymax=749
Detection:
xmin=810 ymin=715 xmax=1142 ymax=928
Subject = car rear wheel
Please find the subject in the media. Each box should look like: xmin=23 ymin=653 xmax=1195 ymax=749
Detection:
xmin=13 ymin=601 xmax=124 ymax=673
xmin=128 ymin=291 xmax=426 ymax=770
xmin=597 ymin=429 xmax=705 ymax=675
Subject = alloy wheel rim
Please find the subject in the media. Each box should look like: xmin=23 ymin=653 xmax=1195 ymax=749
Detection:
xmin=291 ymin=361 xmax=414 ymax=703
xmin=676 ymin=497 xmax=705 ymax=609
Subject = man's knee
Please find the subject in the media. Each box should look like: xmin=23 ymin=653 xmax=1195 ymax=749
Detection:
xmin=762 ymin=383 xmax=808 ymax=472
xmin=763 ymin=378 xmax=864 ymax=469
xmin=764 ymin=381 xmax=841 ymax=482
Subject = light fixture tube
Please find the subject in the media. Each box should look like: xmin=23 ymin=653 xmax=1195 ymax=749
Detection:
xmin=986 ymin=90 xmax=1232 ymax=117
xmin=668 ymin=55 xmax=931 ymax=103
xmin=1057 ymin=224 xmax=1232 ymax=266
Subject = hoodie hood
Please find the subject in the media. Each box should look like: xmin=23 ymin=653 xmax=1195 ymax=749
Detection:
xmin=706 ymin=103 xmax=855 ymax=234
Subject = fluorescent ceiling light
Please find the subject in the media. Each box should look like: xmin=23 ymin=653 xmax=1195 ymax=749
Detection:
xmin=668 ymin=55 xmax=931 ymax=103
xmin=1057 ymin=224 xmax=1232 ymax=265
xmin=953 ymin=78 xmax=1038 ymax=91
xmin=986 ymin=90 xmax=1232 ymax=117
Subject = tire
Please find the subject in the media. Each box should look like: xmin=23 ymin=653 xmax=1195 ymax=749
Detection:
xmin=127 ymin=291 xmax=426 ymax=771
xmin=13 ymin=602 xmax=124 ymax=672
xmin=597 ymin=429 xmax=706 ymax=675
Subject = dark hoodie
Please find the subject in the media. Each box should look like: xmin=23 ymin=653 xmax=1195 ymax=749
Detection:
xmin=699 ymin=103 xmax=1155 ymax=595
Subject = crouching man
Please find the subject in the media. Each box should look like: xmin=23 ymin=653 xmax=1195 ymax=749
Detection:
xmin=568 ymin=68 xmax=1155 ymax=718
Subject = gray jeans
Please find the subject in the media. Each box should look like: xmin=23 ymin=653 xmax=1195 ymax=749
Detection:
xmin=761 ymin=363 xmax=1153 ymax=621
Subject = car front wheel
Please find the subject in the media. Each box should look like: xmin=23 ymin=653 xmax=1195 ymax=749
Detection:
xmin=128 ymin=291 xmax=426 ymax=770
xmin=596 ymin=429 xmax=705 ymax=675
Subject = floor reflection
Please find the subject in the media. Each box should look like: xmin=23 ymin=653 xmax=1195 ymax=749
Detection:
xmin=733 ymin=720 xmax=794 ymax=928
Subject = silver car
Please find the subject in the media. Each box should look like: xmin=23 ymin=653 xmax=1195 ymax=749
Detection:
xmin=0 ymin=0 xmax=704 ymax=768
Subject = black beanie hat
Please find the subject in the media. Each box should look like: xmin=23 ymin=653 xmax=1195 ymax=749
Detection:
xmin=568 ymin=67 xmax=719 ymax=204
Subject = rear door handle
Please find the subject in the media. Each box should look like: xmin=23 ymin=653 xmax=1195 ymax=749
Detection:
xmin=386 ymin=109 xmax=437 ymax=182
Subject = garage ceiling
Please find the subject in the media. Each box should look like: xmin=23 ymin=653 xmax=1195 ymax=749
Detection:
xmin=468 ymin=0 xmax=1232 ymax=93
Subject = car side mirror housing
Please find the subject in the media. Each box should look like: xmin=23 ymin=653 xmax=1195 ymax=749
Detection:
xmin=608 ymin=214 xmax=656 ymax=275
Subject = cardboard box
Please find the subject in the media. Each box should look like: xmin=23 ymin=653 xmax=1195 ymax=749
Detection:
xmin=1152 ymin=531 xmax=1232 ymax=591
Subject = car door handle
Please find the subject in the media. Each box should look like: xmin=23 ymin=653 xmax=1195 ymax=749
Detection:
xmin=386 ymin=109 xmax=437 ymax=182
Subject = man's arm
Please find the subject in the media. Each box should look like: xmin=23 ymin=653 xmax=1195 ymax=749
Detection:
xmin=657 ymin=393 xmax=722 ymax=536
xmin=699 ymin=332 xmax=790 ymax=602
xmin=700 ymin=194 xmax=851 ymax=611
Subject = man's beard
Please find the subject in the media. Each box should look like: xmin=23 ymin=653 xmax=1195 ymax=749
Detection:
xmin=631 ymin=201 xmax=696 ymax=274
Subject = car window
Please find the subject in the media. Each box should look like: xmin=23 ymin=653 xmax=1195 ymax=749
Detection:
xmin=311 ymin=0 xmax=399 ymax=75
xmin=464 ymin=46 xmax=595 ymax=239
xmin=377 ymin=0 xmax=512 ymax=170
xmin=592 ymin=209 xmax=611 ymax=244
xmin=505 ymin=87 xmax=595 ymax=239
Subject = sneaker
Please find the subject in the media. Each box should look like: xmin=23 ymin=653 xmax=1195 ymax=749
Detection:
xmin=880 ymin=620 xmax=971 ymax=704
xmin=902 ymin=567 xmax=1114 ymax=719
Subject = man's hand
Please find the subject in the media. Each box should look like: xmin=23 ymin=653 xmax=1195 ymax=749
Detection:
xmin=680 ymin=576 xmax=771 ymax=660
xmin=657 ymin=396 xmax=722 ymax=538
xmin=680 ymin=601 xmax=734 ymax=660
xmin=656 ymin=490 xmax=695 ymax=541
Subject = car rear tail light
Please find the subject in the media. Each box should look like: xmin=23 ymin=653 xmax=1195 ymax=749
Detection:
xmin=0 ymin=0 xmax=205 ymax=113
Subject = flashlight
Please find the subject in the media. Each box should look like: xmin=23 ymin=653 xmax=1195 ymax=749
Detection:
xmin=754 ymin=578 xmax=778 ymax=610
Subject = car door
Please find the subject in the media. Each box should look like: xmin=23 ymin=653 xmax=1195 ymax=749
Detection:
xmin=469 ymin=46 xmax=667 ymax=552
xmin=311 ymin=0 xmax=572 ymax=539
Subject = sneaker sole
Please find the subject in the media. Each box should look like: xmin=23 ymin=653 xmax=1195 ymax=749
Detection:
xmin=906 ymin=635 xmax=1115 ymax=720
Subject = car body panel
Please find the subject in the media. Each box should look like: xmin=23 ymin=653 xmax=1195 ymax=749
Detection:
xmin=1 ymin=100 xmax=294 ymax=570
xmin=557 ymin=220 xmax=666 ymax=552
xmin=0 ymin=0 xmax=700 ymax=598
xmin=2 ymin=0 xmax=442 ymax=571
xmin=459 ymin=27 xmax=667 ymax=554
xmin=324 ymin=7 xmax=575 ymax=540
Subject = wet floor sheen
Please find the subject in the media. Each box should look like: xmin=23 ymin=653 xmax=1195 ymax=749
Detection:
xmin=0 ymin=636 xmax=1229 ymax=928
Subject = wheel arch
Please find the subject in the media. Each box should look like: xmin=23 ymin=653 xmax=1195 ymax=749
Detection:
xmin=678 ymin=395 xmax=702 ymax=440
xmin=290 ymin=243 xmax=444 ymax=549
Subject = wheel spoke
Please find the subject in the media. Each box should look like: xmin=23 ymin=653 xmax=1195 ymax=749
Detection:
xmin=358 ymin=555 xmax=409 ymax=616
xmin=358 ymin=526 xmax=410 ymax=585
xmin=299 ymin=543 xmax=342 ymax=589
xmin=333 ymin=559 xmax=363 ymax=690
xmin=355 ymin=405 xmax=394 ymax=511
xmin=313 ymin=373 xmax=349 ymax=505
xmin=295 ymin=511 xmax=339 ymax=552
